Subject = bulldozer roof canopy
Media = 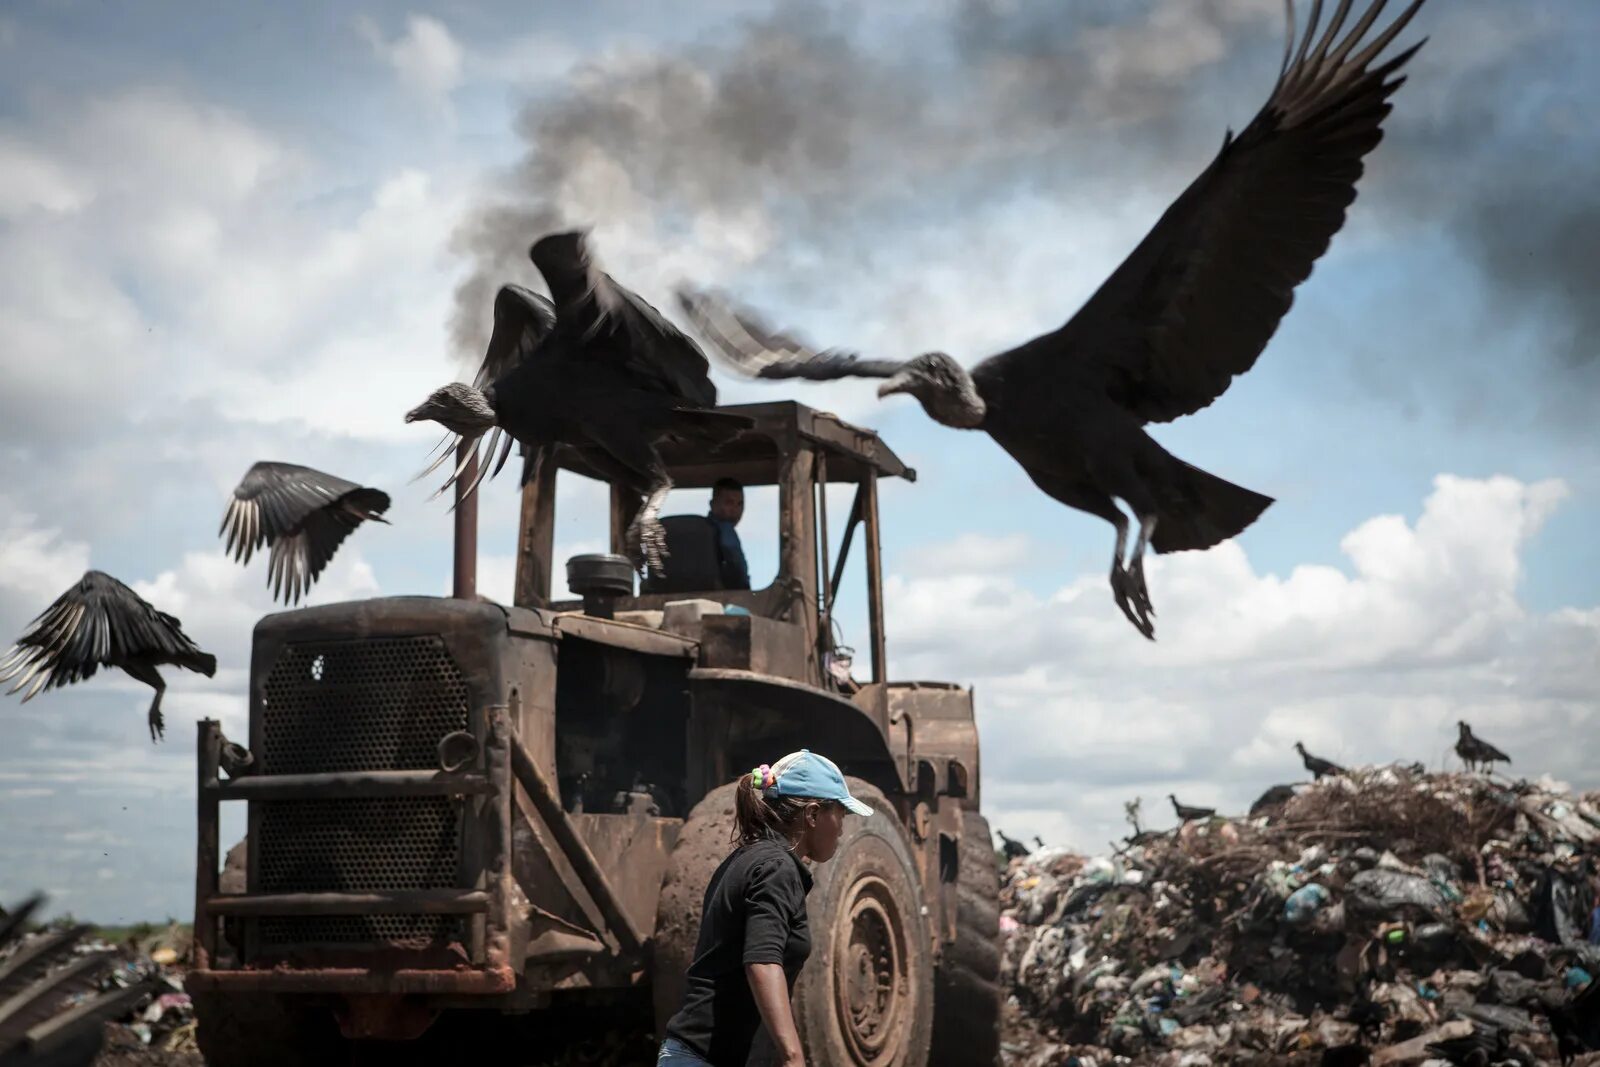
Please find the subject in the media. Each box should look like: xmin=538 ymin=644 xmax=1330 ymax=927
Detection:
xmin=553 ymin=401 xmax=915 ymax=489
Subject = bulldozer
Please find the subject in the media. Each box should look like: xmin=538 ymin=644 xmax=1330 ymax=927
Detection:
xmin=186 ymin=401 xmax=1001 ymax=1066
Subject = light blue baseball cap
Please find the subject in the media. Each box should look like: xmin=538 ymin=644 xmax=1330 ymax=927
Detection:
xmin=764 ymin=749 xmax=874 ymax=816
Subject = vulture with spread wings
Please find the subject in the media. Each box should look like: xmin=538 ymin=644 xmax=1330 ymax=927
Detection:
xmin=407 ymin=231 xmax=752 ymax=573
xmin=0 ymin=571 xmax=216 ymax=741
xmin=219 ymin=462 xmax=391 ymax=605
xmin=679 ymin=0 xmax=1428 ymax=638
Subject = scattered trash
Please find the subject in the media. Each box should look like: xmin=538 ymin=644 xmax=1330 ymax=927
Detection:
xmin=999 ymin=765 xmax=1600 ymax=1066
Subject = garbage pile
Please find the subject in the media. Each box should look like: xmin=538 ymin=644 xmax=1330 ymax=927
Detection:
xmin=1000 ymin=766 xmax=1600 ymax=1066
xmin=91 ymin=922 xmax=199 ymax=1061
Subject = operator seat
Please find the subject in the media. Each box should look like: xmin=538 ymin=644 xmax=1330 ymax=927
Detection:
xmin=641 ymin=515 xmax=723 ymax=595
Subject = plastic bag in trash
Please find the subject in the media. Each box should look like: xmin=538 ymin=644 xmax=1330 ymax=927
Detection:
xmin=1283 ymin=883 xmax=1330 ymax=925
xmin=1344 ymin=868 xmax=1453 ymax=921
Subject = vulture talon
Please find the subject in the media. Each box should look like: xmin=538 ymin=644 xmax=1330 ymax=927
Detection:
xmin=1128 ymin=554 xmax=1156 ymax=619
xmin=1111 ymin=565 xmax=1156 ymax=641
xmin=628 ymin=515 xmax=670 ymax=577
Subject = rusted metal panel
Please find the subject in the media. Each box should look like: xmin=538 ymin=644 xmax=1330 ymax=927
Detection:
xmin=194 ymin=720 xmax=221 ymax=973
xmin=888 ymin=683 xmax=981 ymax=810
xmin=552 ymin=613 xmax=699 ymax=658
xmin=864 ymin=472 xmax=887 ymax=683
xmin=510 ymin=732 xmax=646 ymax=956
xmin=571 ymin=814 xmax=682 ymax=942
xmin=688 ymin=669 xmax=908 ymax=796
xmin=698 ymin=615 xmax=809 ymax=682
xmin=514 ymin=462 xmax=557 ymax=608
xmin=482 ymin=706 xmax=516 ymax=973
xmin=214 ymin=770 xmax=494 ymax=800
xmin=453 ymin=440 xmax=479 ymax=601
xmin=205 ymin=891 xmax=491 ymax=916
xmin=185 ymin=967 xmax=517 ymax=996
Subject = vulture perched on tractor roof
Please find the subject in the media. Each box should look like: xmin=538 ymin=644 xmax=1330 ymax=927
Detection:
xmin=219 ymin=462 xmax=391 ymax=606
xmin=408 ymin=231 xmax=752 ymax=573
xmin=0 ymin=571 xmax=215 ymax=741
xmin=678 ymin=0 xmax=1429 ymax=639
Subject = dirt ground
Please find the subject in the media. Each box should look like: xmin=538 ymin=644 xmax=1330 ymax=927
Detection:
xmin=92 ymin=1013 xmax=1049 ymax=1067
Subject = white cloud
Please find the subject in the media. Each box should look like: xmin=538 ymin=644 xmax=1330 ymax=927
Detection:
xmin=0 ymin=505 xmax=91 ymax=610
xmin=885 ymin=475 xmax=1600 ymax=850
xmin=357 ymin=14 xmax=464 ymax=102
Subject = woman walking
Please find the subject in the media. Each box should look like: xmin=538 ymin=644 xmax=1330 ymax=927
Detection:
xmin=658 ymin=749 xmax=873 ymax=1066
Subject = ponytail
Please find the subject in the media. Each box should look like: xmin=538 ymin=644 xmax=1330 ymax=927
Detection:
xmin=733 ymin=767 xmax=812 ymax=848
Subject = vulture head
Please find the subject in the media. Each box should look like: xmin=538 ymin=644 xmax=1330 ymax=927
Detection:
xmin=877 ymin=352 xmax=987 ymax=429
xmin=406 ymin=383 xmax=498 ymax=436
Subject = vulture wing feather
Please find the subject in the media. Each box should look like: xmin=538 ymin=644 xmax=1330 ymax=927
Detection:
xmin=977 ymin=0 xmax=1428 ymax=424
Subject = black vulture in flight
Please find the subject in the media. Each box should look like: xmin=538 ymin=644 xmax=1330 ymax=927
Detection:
xmin=678 ymin=0 xmax=1428 ymax=639
xmin=0 ymin=894 xmax=157 ymax=1066
xmin=0 ymin=571 xmax=215 ymax=742
xmin=1295 ymin=741 xmax=1347 ymax=780
xmin=220 ymin=462 xmax=391 ymax=606
xmin=1455 ymin=721 xmax=1511 ymax=774
xmin=1169 ymin=795 xmax=1215 ymax=824
xmin=407 ymin=232 xmax=752 ymax=573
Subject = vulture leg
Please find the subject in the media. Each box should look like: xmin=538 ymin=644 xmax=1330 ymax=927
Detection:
xmin=1106 ymin=520 xmax=1156 ymax=641
xmin=1128 ymin=513 xmax=1159 ymax=621
xmin=122 ymin=661 xmax=167 ymax=743
xmin=624 ymin=476 xmax=673 ymax=575
xmin=1038 ymin=479 xmax=1155 ymax=640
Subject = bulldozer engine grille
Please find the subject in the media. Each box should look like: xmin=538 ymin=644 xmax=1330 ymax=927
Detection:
xmin=255 ymin=635 xmax=471 ymax=947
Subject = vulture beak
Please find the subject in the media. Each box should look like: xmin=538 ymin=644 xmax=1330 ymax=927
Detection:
xmin=877 ymin=371 xmax=915 ymax=398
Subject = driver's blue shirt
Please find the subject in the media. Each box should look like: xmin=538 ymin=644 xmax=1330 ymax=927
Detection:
xmin=708 ymin=515 xmax=749 ymax=590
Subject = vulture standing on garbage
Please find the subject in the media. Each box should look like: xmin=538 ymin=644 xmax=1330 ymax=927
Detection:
xmin=407 ymin=232 xmax=751 ymax=573
xmin=220 ymin=462 xmax=391 ymax=605
xmin=1455 ymin=721 xmax=1512 ymax=774
xmin=678 ymin=0 xmax=1430 ymax=639
xmin=1169 ymin=795 xmax=1216 ymax=823
xmin=1295 ymin=741 xmax=1347 ymax=780
xmin=0 ymin=571 xmax=215 ymax=742
xmin=995 ymin=830 xmax=1030 ymax=861
xmin=0 ymin=894 xmax=157 ymax=1067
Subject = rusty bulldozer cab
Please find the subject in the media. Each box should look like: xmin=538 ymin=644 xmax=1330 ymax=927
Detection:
xmin=188 ymin=401 xmax=1000 ymax=1067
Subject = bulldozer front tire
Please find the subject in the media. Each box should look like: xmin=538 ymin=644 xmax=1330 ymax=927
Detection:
xmin=792 ymin=778 xmax=933 ymax=1067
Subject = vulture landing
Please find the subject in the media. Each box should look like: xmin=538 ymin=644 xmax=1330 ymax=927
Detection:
xmin=678 ymin=0 xmax=1429 ymax=639
xmin=407 ymin=232 xmax=751 ymax=575
xmin=0 ymin=571 xmax=216 ymax=742
xmin=220 ymin=462 xmax=391 ymax=605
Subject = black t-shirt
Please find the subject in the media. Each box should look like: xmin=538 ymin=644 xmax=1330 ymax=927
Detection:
xmin=664 ymin=837 xmax=815 ymax=1065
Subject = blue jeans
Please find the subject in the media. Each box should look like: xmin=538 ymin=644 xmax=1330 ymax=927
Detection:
xmin=657 ymin=1037 xmax=714 ymax=1065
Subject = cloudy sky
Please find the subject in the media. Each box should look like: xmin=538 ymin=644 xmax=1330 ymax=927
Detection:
xmin=1 ymin=0 xmax=1596 ymax=921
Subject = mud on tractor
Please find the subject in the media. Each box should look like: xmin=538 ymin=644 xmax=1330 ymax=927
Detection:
xmin=187 ymin=402 xmax=1001 ymax=1066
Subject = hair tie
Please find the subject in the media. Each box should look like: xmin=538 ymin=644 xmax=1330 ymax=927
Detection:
xmin=751 ymin=764 xmax=775 ymax=791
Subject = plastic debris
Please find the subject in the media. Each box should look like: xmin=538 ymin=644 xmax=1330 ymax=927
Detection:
xmin=999 ymin=765 xmax=1600 ymax=1066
